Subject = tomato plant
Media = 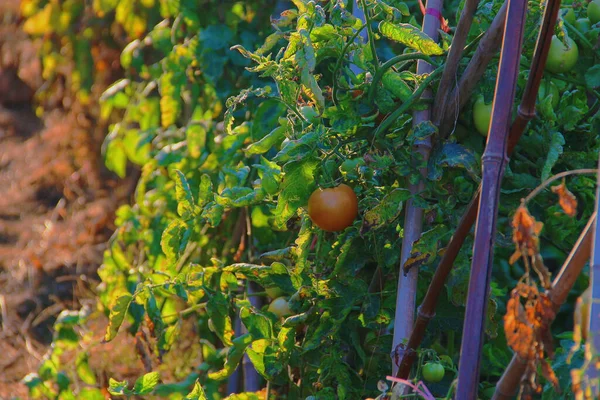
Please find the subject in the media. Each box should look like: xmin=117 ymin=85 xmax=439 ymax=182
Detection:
xmin=20 ymin=0 xmax=600 ymax=398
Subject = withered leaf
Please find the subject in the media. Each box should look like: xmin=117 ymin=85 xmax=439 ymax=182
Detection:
xmin=551 ymin=182 xmax=578 ymax=217
xmin=541 ymin=358 xmax=560 ymax=392
xmin=532 ymin=253 xmax=553 ymax=289
xmin=512 ymin=206 xmax=543 ymax=257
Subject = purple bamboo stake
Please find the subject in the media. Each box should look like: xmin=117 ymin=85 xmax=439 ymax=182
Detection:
xmin=455 ymin=0 xmax=528 ymax=395
xmin=391 ymin=0 xmax=443 ymax=376
xmin=585 ymin=155 xmax=600 ymax=396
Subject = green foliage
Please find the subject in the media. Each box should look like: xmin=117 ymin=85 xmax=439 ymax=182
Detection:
xmin=23 ymin=0 xmax=600 ymax=398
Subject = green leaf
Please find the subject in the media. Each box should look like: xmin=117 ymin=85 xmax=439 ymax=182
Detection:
xmin=173 ymin=170 xmax=195 ymax=218
xmin=207 ymin=292 xmax=234 ymax=346
xmin=104 ymin=294 xmax=132 ymax=342
xmin=161 ymin=219 xmax=188 ymax=261
xmin=133 ymin=372 xmax=160 ymax=395
xmin=557 ymin=90 xmax=588 ymax=131
xmin=381 ymin=71 xmax=412 ymax=102
xmin=361 ymin=188 xmax=411 ymax=232
xmin=428 ymin=143 xmax=480 ymax=182
xmin=108 ymin=378 xmax=132 ymax=396
xmin=187 ymin=123 xmax=206 ymax=158
xmin=245 ymin=125 xmax=286 ymax=155
xmin=142 ymin=289 xmax=166 ymax=350
xmin=251 ymin=99 xmax=286 ymax=141
xmin=403 ymin=225 xmax=450 ymax=272
xmin=379 ymin=21 xmax=444 ymax=55
xmin=240 ymin=307 xmax=273 ymax=339
xmin=207 ymin=333 xmax=253 ymax=380
xmin=198 ymin=174 xmax=214 ymax=208
xmin=541 ymin=131 xmax=565 ymax=181
xmin=301 ymin=67 xmax=325 ymax=110
xmin=103 ymin=126 xmax=127 ymax=178
xmin=584 ymin=64 xmax=600 ymax=88
xmin=273 ymin=158 xmax=319 ymax=229
xmin=215 ymin=187 xmax=265 ymax=207
xmin=183 ymin=380 xmax=207 ymax=400
xmin=160 ymin=71 xmax=185 ymax=128
xmin=409 ymin=121 xmax=438 ymax=142
xmin=224 ymin=393 xmax=261 ymax=400
xmin=76 ymin=353 xmax=96 ymax=385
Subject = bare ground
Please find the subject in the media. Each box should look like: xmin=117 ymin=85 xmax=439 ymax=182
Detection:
xmin=0 ymin=3 xmax=138 ymax=397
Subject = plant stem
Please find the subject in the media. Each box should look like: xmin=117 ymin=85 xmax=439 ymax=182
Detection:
xmin=360 ymin=0 xmax=380 ymax=72
xmin=373 ymin=66 xmax=443 ymax=140
xmin=368 ymin=53 xmax=439 ymax=104
xmin=523 ymin=168 xmax=598 ymax=204
xmin=332 ymin=24 xmax=367 ymax=107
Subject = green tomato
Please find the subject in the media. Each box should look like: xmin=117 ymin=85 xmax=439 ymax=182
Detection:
xmin=300 ymin=106 xmax=319 ymax=123
xmin=265 ymin=286 xmax=285 ymax=299
xmin=538 ymin=80 xmax=560 ymax=109
xmin=589 ymin=0 xmax=600 ymax=24
xmin=545 ymin=35 xmax=579 ymax=74
xmin=268 ymin=297 xmax=292 ymax=318
xmin=422 ymin=362 xmax=445 ymax=383
xmin=574 ymin=17 xmax=592 ymax=33
xmin=473 ymin=94 xmax=492 ymax=137
xmin=563 ymin=8 xmax=577 ymax=24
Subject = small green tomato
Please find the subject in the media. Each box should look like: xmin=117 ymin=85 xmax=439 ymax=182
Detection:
xmin=268 ymin=297 xmax=292 ymax=318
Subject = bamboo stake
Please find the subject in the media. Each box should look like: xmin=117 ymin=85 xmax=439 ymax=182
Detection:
xmin=391 ymin=0 xmax=443 ymax=376
xmin=584 ymin=154 xmax=600 ymax=396
xmin=432 ymin=0 xmax=483 ymax=127
xmin=437 ymin=0 xmax=507 ymax=140
xmin=396 ymin=0 xmax=562 ymax=377
xmin=455 ymin=0 xmax=528 ymax=393
xmin=493 ymin=214 xmax=596 ymax=399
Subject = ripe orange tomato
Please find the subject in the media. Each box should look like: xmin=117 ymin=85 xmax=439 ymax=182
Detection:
xmin=308 ymin=184 xmax=358 ymax=232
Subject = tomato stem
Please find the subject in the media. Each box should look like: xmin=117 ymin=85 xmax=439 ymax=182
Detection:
xmin=368 ymin=53 xmax=440 ymax=105
xmin=359 ymin=0 xmax=380 ymax=72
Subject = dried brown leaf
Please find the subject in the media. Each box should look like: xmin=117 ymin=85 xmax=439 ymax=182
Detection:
xmin=512 ymin=206 xmax=543 ymax=257
xmin=504 ymin=294 xmax=535 ymax=359
xmin=541 ymin=358 xmax=560 ymax=392
xmin=551 ymin=182 xmax=578 ymax=217
xmin=532 ymin=253 xmax=552 ymax=289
